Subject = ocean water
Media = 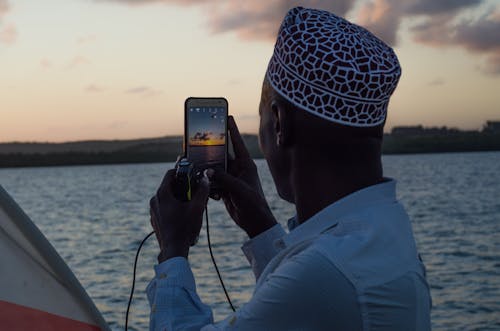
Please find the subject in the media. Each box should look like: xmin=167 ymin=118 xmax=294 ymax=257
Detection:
xmin=0 ymin=152 xmax=499 ymax=331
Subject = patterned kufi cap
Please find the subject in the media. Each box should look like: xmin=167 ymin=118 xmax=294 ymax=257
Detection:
xmin=266 ymin=7 xmax=401 ymax=127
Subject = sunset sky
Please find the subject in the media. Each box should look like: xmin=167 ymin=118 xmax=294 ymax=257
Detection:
xmin=1 ymin=0 xmax=499 ymax=142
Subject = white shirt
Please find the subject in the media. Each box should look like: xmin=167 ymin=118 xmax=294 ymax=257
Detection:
xmin=146 ymin=179 xmax=432 ymax=331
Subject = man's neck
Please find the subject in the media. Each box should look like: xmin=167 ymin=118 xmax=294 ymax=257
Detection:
xmin=291 ymin=158 xmax=383 ymax=224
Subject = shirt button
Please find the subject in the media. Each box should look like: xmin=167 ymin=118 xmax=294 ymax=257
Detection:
xmin=159 ymin=272 xmax=167 ymax=279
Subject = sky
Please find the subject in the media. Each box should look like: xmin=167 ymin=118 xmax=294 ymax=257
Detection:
xmin=1 ymin=0 xmax=499 ymax=142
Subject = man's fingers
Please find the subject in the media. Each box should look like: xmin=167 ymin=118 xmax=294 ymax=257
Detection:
xmin=149 ymin=196 xmax=160 ymax=219
xmin=209 ymin=169 xmax=250 ymax=200
xmin=192 ymin=176 xmax=210 ymax=206
xmin=157 ymin=169 xmax=176 ymax=199
xmin=149 ymin=197 xmax=162 ymax=243
xmin=227 ymin=154 xmax=238 ymax=175
xmin=149 ymin=196 xmax=156 ymax=212
xmin=228 ymin=116 xmax=251 ymax=160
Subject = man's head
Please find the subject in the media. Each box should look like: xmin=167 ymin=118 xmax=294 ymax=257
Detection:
xmin=258 ymin=7 xmax=401 ymax=202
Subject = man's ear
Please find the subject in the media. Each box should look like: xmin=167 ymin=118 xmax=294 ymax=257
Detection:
xmin=271 ymin=100 xmax=293 ymax=148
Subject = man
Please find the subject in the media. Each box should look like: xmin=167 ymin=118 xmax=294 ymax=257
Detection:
xmin=148 ymin=7 xmax=431 ymax=331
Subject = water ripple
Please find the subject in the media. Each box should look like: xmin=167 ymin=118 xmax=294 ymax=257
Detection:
xmin=1 ymin=152 xmax=499 ymax=330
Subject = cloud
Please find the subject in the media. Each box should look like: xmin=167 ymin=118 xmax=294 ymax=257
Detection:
xmin=357 ymin=0 xmax=500 ymax=74
xmin=357 ymin=0 xmax=403 ymax=45
xmin=357 ymin=0 xmax=485 ymax=45
xmin=102 ymin=0 xmax=500 ymax=75
xmin=410 ymin=13 xmax=455 ymax=47
xmin=453 ymin=14 xmax=500 ymax=52
xmin=101 ymin=0 xmax=357 ymax=40
xmin=0 ymin=0 xmax=9 ymax=18
xmin=77 ymin=34 xmax=97 ymax=45
xmin=0 ymin=0 xmax=17 ymax=45
xmin=411 ymin=7 xmax=500 ymax=74
xmin=410 ymin=10 xmax=500 ymax=51
xmin=124 ymin=85 xmax=162 ymax=97
xmin=85 ymin=84 xmax=106 ymax=92
xmin=125 ymin=86 xmax=150 ymax=94
xmin=491 ymin=8 xmax=500 ymax=21
xmin=207 ymin=1 xmax=356 ymax=40
xmin=40 ymin=58 xmax=52 ymax=68
xmin=107 ymin=121 xmax=128 ymax=129
xmin=66 ymin=55 xmax=90 ymax=69
xmin=406 ymin=0 xmax=483 ymax=15
xmin=0 ymin=22 xmax=16 ymax=44
xmin=428 ymin=78 xmax=445 ymax=86
xmin=483 ymin=54 xmax=500 ymax=75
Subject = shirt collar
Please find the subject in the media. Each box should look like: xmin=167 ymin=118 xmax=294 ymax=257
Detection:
xmin=287 ymin=215 xmax=299 ymax=231
xmin=282 ymin=179 xmax=397 ymax=247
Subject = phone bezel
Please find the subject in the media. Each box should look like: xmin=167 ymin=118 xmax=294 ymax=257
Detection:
xmin=184 ymin=97 xmax=228 ymax=172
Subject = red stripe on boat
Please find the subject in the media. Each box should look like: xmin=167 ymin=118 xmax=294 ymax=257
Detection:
xmin=0 ymin=300 xmax=102 ymax=331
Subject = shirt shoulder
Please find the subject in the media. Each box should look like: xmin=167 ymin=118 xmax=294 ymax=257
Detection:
xmin=252 ymin=244 xmax=363 ymax=330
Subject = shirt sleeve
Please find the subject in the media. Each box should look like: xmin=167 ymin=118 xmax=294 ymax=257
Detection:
xmin=240 ymin=223 xmax=286 ymax=280
xmin=146 ymin=257 xmax=213 ymax=331
xmin=147 ymin=246 xmax=361 ymax=331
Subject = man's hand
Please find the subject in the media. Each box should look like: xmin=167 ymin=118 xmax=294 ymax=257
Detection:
xmin=150 ymin=169 xmax=209 ymax=263
xmin=208 ymin=116 xmax=277 ymax=238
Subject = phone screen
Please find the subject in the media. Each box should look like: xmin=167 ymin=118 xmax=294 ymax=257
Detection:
xmin=185 ymin=98 xmax=227 ymax=172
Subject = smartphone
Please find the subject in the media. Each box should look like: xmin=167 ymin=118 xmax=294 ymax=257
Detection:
xmin=184 ymin=97 xmax=228 ymax=176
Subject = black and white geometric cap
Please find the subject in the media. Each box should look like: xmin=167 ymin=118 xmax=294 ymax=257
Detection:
xmin=266 ymin=7 xmax=401 ymax=127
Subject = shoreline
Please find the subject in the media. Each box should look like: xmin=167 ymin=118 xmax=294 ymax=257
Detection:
xmin=1 ymin=132 xmax=499 ymax=169
xmin=1 ymin=150 xmax=499 ymax=170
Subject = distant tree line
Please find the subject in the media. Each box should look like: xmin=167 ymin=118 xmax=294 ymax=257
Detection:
xmin=1 ymin=132 xmax=499 ymax=168
xmin=382 ymin=131 xmax=500 ymax=154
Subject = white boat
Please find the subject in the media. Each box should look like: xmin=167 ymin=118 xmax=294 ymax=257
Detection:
xmin=0 ymin=185 xmax=110 ymax=331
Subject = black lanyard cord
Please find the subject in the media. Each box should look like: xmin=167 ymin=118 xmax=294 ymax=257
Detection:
xmin=125 ymin=230 xmax=155 ymax=331
xmin=205 ymin=204 xmax=235 ymax=312
xmin=125 ymin=205 xmax=235 ymax=330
